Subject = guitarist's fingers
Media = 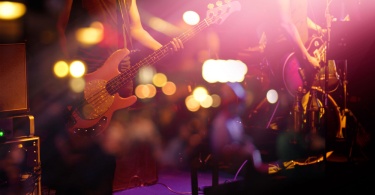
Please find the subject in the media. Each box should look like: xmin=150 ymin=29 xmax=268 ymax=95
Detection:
xmin=307 ymin=54 xmax=321 ymax=73
xmin=170 ymin=38 xmax=184 ymax=52
xmin=175 ymin=38 xmax=184 ymax=49
xmin=119 ymin=48 xmax=130 ymax=54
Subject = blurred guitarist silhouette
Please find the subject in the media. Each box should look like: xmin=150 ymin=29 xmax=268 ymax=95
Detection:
xmin=51 ymin=0 xmax=183 ymax=194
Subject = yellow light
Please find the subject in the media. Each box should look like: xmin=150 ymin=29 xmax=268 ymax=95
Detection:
xmin=70 ymin=60 xmax=86 ymax=78
xmin=192 ymin=86 xmax=209 ymax=102
xmin=200 ymin=95 xmax=213 ymax=108
xmin=146 ymin=84 xmax=157 ymax=98
xmin=135 ymin=85 xmax=146 ymax=99
xmin=135 ymin=84 xmax=148 ymax=99
xmin=69 ymin=77 xmax=85 ymax=93
xmin=153 ymin=73 xmax=167 ymax=87
xmin=75 ymin=22 xmax=104 ymax=46
xmin=185 ymin=95 xmax=200 ymax=112
xmin=53 ymin=61 xmax=69 ymax=78
xmin=0 ymin=2 xmax=26 ymax=20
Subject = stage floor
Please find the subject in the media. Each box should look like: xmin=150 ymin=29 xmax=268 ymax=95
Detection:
xmin=112 ymin=148 xmax=373 ymax=195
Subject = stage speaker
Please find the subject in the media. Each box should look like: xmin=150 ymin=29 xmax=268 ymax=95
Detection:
xmin=0 ymin=136 xmax=41 ymax=195
xmin=0 ymin=115 xmax=35 ymax=141
xmin=0 ymin=43 xmax=28 ymax=117
xmin=112 ymin=142 xmax=158 ymax=192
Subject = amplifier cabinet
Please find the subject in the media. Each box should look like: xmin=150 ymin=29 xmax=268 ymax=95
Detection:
xmin=0 ymin=136 xmax=41 ymax=195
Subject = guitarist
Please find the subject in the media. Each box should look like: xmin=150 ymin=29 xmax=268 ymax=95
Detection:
xmin=249 ymin=0 xmax=327 ymax=161
xmin=52 ymin=0 xmax=183 ymax=194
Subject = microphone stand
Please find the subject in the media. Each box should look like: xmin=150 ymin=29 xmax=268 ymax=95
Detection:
xmin=322 ymin=0 xmax=332 ymax=163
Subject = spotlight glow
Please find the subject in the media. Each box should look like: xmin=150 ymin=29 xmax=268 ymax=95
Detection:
xmin=0 ymin=2 xmax=26 ymax=20
xmin=54 ymin=61 xmax=69 ymax=78
xmin=70 ymin=60 xmax=86 ymax=78
xmin=183 ymin=11 xmax=200 ymax=26
xmin=266 ymin=89 xmax=278 ymax=104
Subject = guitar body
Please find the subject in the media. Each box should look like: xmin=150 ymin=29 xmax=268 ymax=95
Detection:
xmin=283 ymin=36 xmax=329 ymax=96
xmin=66 ymin=49 xmax=137 ymax=137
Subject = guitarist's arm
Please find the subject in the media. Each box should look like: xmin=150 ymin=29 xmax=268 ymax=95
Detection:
xmin=276 ymin=0 xmax=320 ymax=72
xmin=307 ymin=17 xmax=327 ymax=37
xmin=56 ymin=0 xmax=73 ymax=59
xmin=128 ymin=0 xmax=183 ymax=51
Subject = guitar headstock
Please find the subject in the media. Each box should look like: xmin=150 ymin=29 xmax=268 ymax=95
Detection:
xmin=206 ymin=0 xmax=241 ymax=25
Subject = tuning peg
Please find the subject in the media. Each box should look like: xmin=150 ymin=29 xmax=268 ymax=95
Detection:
xmin=207 ymin=3 xmax=214 ymax=10
xmin=216 ymin=1 xmax=223 ymax=7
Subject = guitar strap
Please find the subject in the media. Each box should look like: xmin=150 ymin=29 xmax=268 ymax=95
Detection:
xmin=116 ymin=0 xmax=133 ymax=50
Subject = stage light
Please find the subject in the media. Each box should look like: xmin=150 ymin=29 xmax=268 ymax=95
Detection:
xmin=185 ymin=95 xmax=200 ymax=112
xmin=138 ymin=66 xmax=156 ymax=84
xmin=75 ymin=21 xmax=103 ymax=45
xmin=0 ymin=1 xmax=26 ymax=20
xmin=202 ymin=59 xmax=247 ymax=83
xmin=182 ymin=11 xmax=200 ymax=25
xmin=162 ymin=81 xmax=176 ymax=96
xmin=69 ymin=60 xmax=86 ymax=78
xmin=153 ymin=73 xmax=167 ymax=87
xmin=69 ymin=77 xmax=85 ymax=93
xmin=192 ymin=86 xmax=209 ymax=102
xmin=266 ymin=89 xmax=278 ymax=104
xmin=53 ymin=60 xmax=69 ymax=78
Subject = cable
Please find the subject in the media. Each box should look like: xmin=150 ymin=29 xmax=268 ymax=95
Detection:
xmin=156 ymin=182 xmax=194 ymax=195
xmin=233 ymin=160 xmax=248 ymax=181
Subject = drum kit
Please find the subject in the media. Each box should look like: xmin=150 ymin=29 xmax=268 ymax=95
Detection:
xmin=239 ymin=27 xmax=356 ymax=160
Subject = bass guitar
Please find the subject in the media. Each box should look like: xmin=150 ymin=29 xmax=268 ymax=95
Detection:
xmin=66 ymin=1 xmax=241 ymax=138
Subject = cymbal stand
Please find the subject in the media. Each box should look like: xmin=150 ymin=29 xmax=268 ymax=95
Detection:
xmin=322 ymin=0 xmax=332 ymax=162
xmin=339 ymin=59 xmax=360 ymax=162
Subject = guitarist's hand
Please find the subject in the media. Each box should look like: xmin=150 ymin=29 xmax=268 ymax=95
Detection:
xmin=169 ymin=38 xmax=184 ymax=52
xmin=306 ymin=54 xmax=321 ymax=73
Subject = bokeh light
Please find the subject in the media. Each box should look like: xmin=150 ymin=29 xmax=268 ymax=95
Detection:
xmin=75 ymin=21 xmax=104 ymax=46
xmin=69 ymin=77 xmax=85 ymax=93
xmin=266 ymin=89 xmax=278 ymax=104
xmin=210 ymin=94 xmax=221 ymax=108
xmin=192 ymin=86 xmax=209 ymax=102
xmin=200 ymin=95 xmax=213 ymax=108
xmin=202 ymin=59 xmax=247 ymax=83
xmin=0 ymin=2 xmax=26 ymax=20
xmin=135 ymin=84 xmax=157 ymax=99
xmin=162 ymin=81 xmax=176 ymax=96
xmin=146 ymin=84 xmax=157 ymax=98
xmin=70 ymin=60 xmax=86 ymax=78
xmin=138 ymin=66 xmax=156 ymax=84
xmin=53 ymin=60 xmax=69 ymax=78
xmin=153 ymin=73 xmax=167 ymax=87
xmin=185 ymin=95 xmax=200 ymax=112
xmin=182 ymin=11 xmax=200 ymax=26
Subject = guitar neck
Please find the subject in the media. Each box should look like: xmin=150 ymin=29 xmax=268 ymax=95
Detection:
xmin=107 ymin=19 xmax=213 ymax=94
xmin=105 ymin=1 xmax=241 ymax=94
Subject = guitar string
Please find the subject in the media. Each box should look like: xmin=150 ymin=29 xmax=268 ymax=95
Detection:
xmin=68 ymin=5 xmax=235 ymax=132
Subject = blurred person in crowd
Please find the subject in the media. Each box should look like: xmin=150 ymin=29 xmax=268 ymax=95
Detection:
xmin=210 ymin=83 xmax=273 ymax=177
